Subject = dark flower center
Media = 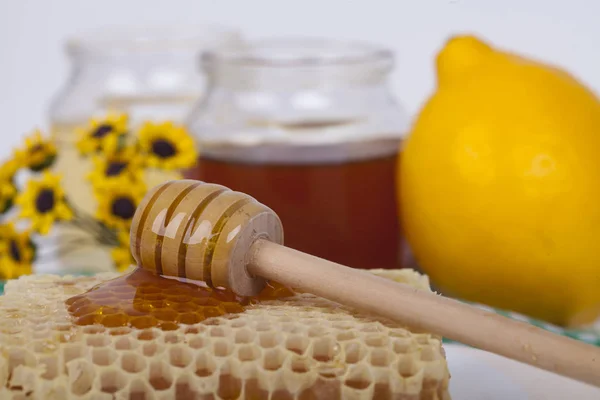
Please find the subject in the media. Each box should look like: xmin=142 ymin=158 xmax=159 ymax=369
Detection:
xmin=9 ymin=240 xmax=21 ymax=262
xmin=151 ymin=139 xmax=177 ymax=158
xmin=30 ymin=144 xmax=45 ymax=153
xmin=35 ymin=189 xmax=55 ymax=213
xmin=111 ymin=197 xmax=136 ymax=220
xmin=105 ymin=161 xmax=128 ymax=176
xmin=92 ymin=124 xmax=114 ymax=138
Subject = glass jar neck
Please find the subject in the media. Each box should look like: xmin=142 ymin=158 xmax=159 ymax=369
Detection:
xmin=206 ymin=63 xmax=392 ymax=91
xmin=50 ymin=26 xmax=244 ymax=129
xmin=67 ymin=50 xmax=199 ymax=90
xmin=202 ymin=38 xmax=394 ymax=91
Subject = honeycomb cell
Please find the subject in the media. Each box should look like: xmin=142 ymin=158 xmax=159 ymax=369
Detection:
xmin=217 ymin=360 xmax=242 ymax=400
xmin=189 ymin=337 xmax=205 ymax=350
xmin=75 ymin=314 xmax=100 ymax=326
xmin=110 ymin=327 xmax=133 ymax=337
xmin=66 ymin=359 xmax=95 ymax=396
xmin=311 ymin=337 xmax=340 ymax=363
xmin=164 ymin=332 xmax=183 ymax=344
xmin=121 ymin=352 xmax=147 ymax=374
xmin=255 ymin=321 xmax=272 ymax=332
xmin=32 ymin=339 xmax=58 ymax=354
xmin=258 ymin=332 xmax=283 ymax=349
xmin=389 ymin=328 xmax=410 ymax=338
xmin=183 ymin=325 xmax=204 ymax=335
xmin=343 ymin=342 xmax=367 ymax=364
xmin=242 ymin=376 xmax=269 ymax=400
xmin=92 ymin=347 xmax=118 ymax=366
xmin=130 ymin=316 xmax=159 ymax=330
xmin=234 ymin=328 xmax=255 ymax=344
xmin=142 ymin=342 xmax=163 ymax=357
xmin=262 ymin=348 xmax=286 ymax=371
xmin=365 ymin=335 xmax=389 ymax=348
xmin=101 ymin=313 xmax=129 ymax=328
xmin=175 ymin=375 xmax=200 ymax=400
xmin=370 ymin=348 xmax=392 ymax=367
xmin=290 ymin=357 xmax=312 ymax=374
xmin=178 ymin=312 xmax=203 ymax=325
xmin=209 ymin=326 xmax=227 ymax=338
xmin=168 ymin=345 xmax=192 ymax=368
xmin=158 ymin=321 xmax=179 ymax=331
xmin=114 ymin=336 xmax=135 ymax=351
xmin=149 ymin=360 xmax=173 ymax=391
xmin=336 ymin=331 xmax=358 ymax=342
xmin=85 ymin=334 xmax=111 ymax=348
xmin=285 ymin=335 xmax=309 ymax=356
xmin=213 ymin=340 xmax=233 ymax=357
xmin=345 ymin=364 xmax=373 ymax=390
xmin=393 ymin=338 xmax=418 ymax=355
xmin=137 ymin=329 xmax=160 ymax=341
xmin=39 ymin=356 xmax=59 ymax=380
xmin=307 ymin=325 xmax=328 ymax=338
xmin=397 ymin=355 xmax=419 ymax=378
xmin=62 ymin=344 xmax=86 ymax=365
xmin=128 ymin=378 xmax=154 ymax=400
xmin=195 ymin=353 xmax=217 ymax=378
xmin=238 ymin=345 xmax=260 ymax=362
xmin=420 ymin=345 xmax=438 ymax=362
xmin=100 ymin=369 xmax=127 ymax=394
xmin=230 ymin=320 xmax=246 ymax=329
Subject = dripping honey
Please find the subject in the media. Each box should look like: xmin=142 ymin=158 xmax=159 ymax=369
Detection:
xmin=66 ymin=268 xmax=293 ymax=331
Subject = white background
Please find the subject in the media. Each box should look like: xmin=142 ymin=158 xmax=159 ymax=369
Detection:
xmin=0 ymin=0 xmax=599 ymax=158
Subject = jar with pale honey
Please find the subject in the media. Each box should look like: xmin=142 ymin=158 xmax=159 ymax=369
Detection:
xmin=186 ymin=38 xmax=408 ymax=270
xmin=45 ymin=26 xmax=243 ymax=275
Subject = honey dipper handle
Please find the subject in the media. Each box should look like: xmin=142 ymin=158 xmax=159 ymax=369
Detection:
xmin=248 ymin=239 xmax=600 ymax=387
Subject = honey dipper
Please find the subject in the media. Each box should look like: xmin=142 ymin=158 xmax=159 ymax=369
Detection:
xmin=130 ymin=180 xmax=600 ymax=387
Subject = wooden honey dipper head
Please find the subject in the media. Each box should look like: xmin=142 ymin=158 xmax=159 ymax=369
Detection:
xmin=130 ymin=180 xmax=283 ymax=296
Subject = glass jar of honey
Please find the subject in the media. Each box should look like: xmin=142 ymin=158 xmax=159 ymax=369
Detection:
xmin=186 ymin=38 xmax=408 ymax=270
xmin=44 ymin=26 xmax=244 ymax=275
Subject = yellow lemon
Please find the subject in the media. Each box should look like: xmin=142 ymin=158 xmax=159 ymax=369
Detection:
xmin=400 ymin=35 xmax=600 ymax=327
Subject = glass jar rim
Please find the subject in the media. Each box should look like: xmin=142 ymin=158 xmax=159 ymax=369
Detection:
xmin=66 ymin=24 xmax=243 ymax=56
xmin=201 ymin=37 xmax=394 ymax=68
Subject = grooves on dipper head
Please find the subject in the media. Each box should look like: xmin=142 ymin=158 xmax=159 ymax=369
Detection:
xmin=133 ymin=182 xmax=174 ymax=270
xmin=202 ymin=197 xmax=253 ymax=288
xmin=154 ymin=182 xmax=202 ymax=276
xmin=176 ymin=188 xmax=227 ymax=279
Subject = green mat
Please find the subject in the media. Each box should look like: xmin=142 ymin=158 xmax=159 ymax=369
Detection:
xmin=0 ymin=280 xmax=597 ymax=346
xmin=442 ymin=302 xmax=600 ymax=347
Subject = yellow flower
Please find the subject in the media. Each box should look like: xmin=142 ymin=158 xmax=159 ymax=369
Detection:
xmin=138 ymin=121 xmax=197 ymax=170
xmin=0 ymin=160 xmax=18 ymax=213
xmin=16 ymin=172 xmax=73 ymax=235
xmin=14 ymin=130 xmax=57 ymax=171
xmin=87 ymin=147 xmax=144 ymax=189
xmin=76 ymin=113 xmax=128 ymax=155
xmin=95 ymin=180 xmax=146 ymax=231
xmin=111 ymin=230 xmax=135 ymax=272
xmin=0 ymin=224 xmax=35 ymax=280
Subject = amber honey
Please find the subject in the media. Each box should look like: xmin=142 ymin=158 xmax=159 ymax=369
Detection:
xmin=66 ymin=268 xmax=293 ymax=331
xmin=186 ymin=152 xmax=401 ymax=270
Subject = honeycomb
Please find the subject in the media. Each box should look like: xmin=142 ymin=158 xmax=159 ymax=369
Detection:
xmin=0 ymin=269 xmax=451 ymax=399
